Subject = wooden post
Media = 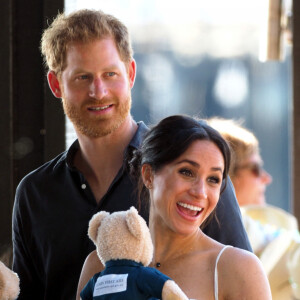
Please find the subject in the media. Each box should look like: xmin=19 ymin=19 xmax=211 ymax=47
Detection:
xmin=293 ymin=0 xmax=300 ymax=223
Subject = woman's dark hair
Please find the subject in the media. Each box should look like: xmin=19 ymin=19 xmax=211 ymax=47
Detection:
xmin=130 ymin=115 xmax=231 ymax=227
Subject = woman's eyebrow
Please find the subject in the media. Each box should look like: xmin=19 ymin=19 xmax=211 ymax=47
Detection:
xmin=211 ymin=167 xmax=223 ymax=174
xmin=176 ymin=159 xmax=223 ymax=173
xmin=175 ymin=159 xmax=199 ymax=168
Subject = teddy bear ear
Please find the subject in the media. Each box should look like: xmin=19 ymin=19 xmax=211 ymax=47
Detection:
xmin=125 ymin=206 xmax=144 ymax=240
xmin=88 ymin=211 xmax=110 ymax=243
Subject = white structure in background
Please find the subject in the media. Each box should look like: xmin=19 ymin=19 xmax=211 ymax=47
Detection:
xmin=213 ymin=60 xmax=249 ymax=108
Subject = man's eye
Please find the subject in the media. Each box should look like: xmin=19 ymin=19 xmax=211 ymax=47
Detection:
xmin=78 ymin=75 xmax=89 ymax=80
xmin=179 ymin=168 xmax=193 ymax=177
xmin=106 ymin=72 xmax=116 ymax=77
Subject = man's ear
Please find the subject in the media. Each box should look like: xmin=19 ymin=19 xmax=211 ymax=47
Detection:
xmin=128 ymin=59 xmax=136 ymax=88
xmin=141 ymin=164 xmax=153 ymax=189
xmin=47 ymin=71 xmax=62 ymax=98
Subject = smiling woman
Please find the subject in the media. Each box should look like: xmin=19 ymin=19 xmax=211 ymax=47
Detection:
xmin=127 ymin=115 xmax=271 ymax=299
xmin=132 ymin=116 xmax=230 ymax=232
xmin=145 ymin=139 xmax=224 ymax=235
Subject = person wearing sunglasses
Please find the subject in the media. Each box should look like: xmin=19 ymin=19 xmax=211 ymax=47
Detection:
xmin=208 ymin=117 xmax=271 ymax=207
xmin=208 ymin=117 xmax=300 ymax=300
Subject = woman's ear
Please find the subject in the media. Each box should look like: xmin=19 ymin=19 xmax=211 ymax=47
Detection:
xmin=47 ymin=71 xmax=62 ymax=98
xmin=141 ymin=164 xmax=153 ymax=189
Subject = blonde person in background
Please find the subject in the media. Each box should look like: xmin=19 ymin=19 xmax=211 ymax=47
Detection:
xmin=208 ymin=117 xmax=300 ymax=300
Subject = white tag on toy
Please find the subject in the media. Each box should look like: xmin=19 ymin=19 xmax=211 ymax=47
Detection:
xmin=93 ymin=274 xmax=128 ymax=296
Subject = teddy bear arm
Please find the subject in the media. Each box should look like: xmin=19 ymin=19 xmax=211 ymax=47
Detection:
xmin=162 ymin=280 xmax=189 ymax=300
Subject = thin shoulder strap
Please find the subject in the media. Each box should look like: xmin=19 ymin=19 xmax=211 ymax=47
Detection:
xmin=214 ymin=245 xmax=232 ymax=300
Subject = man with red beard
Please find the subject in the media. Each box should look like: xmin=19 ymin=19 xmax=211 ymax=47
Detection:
xmin=12 ymin=9 xmax=251 ymax=300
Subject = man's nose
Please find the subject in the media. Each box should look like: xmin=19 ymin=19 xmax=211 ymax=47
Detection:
xmin=89 ymin=77 xmax=107 ymax=99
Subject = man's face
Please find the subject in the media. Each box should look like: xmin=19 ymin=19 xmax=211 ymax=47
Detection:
xmin=58 ymin=38 xmax=135 ymax=138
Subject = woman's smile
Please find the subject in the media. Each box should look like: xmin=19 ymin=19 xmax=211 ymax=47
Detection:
xmin=176 ymin=201 xmax=203 ymax=219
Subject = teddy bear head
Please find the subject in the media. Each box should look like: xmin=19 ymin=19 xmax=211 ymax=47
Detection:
xmin=88 ymin=207 xmax=153 ymax=267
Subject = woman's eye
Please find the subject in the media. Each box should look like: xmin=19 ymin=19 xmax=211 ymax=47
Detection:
xmin=208 ymin=176 xmax=221 ymax=184
xmin=179 ymin=168 xmax=193 ymax=177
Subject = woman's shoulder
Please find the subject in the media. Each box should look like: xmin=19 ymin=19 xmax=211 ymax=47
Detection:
xmin=201 ymin=234 xmax=260 ymax=266
xmin=76 ymin=250 xmax=104 ymax=300
xmin=221 ymin=245 xmax=256 ymax=259
xmin=217 ymin=246 xmax=272 ymax=299
xmin=218 ymin=246 xmax=264 ymax=275
xmin=83 ymin=250 xmax=104 ymax=275
xmin=86 ymin=250 xmax=101 ymax=263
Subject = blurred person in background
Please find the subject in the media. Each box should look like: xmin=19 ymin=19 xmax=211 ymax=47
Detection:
xmin=209 ymin=117 xmax=272 ymax=207
xmin=208 ymin=117 xmax=300 ymax=300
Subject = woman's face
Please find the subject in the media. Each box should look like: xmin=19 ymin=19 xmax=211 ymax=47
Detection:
xmin=232 ymin=153 xmax=272 ymax=206
xmin=143 ymin=140 xmax=224 ymax=236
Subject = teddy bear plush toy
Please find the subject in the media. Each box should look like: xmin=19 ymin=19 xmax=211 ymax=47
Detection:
xmin=80 ymin=206 xmax=189 ymax=300
xmin=0 ymin=261 xmax=20 ymax=300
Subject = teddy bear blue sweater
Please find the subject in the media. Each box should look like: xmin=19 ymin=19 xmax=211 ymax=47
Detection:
xmin=80 ymin=259 xmax=171 ymax=300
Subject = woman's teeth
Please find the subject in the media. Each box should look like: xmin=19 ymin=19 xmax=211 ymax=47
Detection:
xmin=177 ymin=202 xmax=203 ymax=212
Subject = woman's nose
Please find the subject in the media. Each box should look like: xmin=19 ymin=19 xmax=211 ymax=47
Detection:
xmin=261 ymin=169 xmax=272 ymax=185
xmin=190 ymin=180 xmax=207 ymax=199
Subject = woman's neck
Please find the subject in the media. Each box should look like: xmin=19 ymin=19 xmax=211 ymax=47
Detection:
xmin=149 ymin=217 xmax=204 ymax=268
